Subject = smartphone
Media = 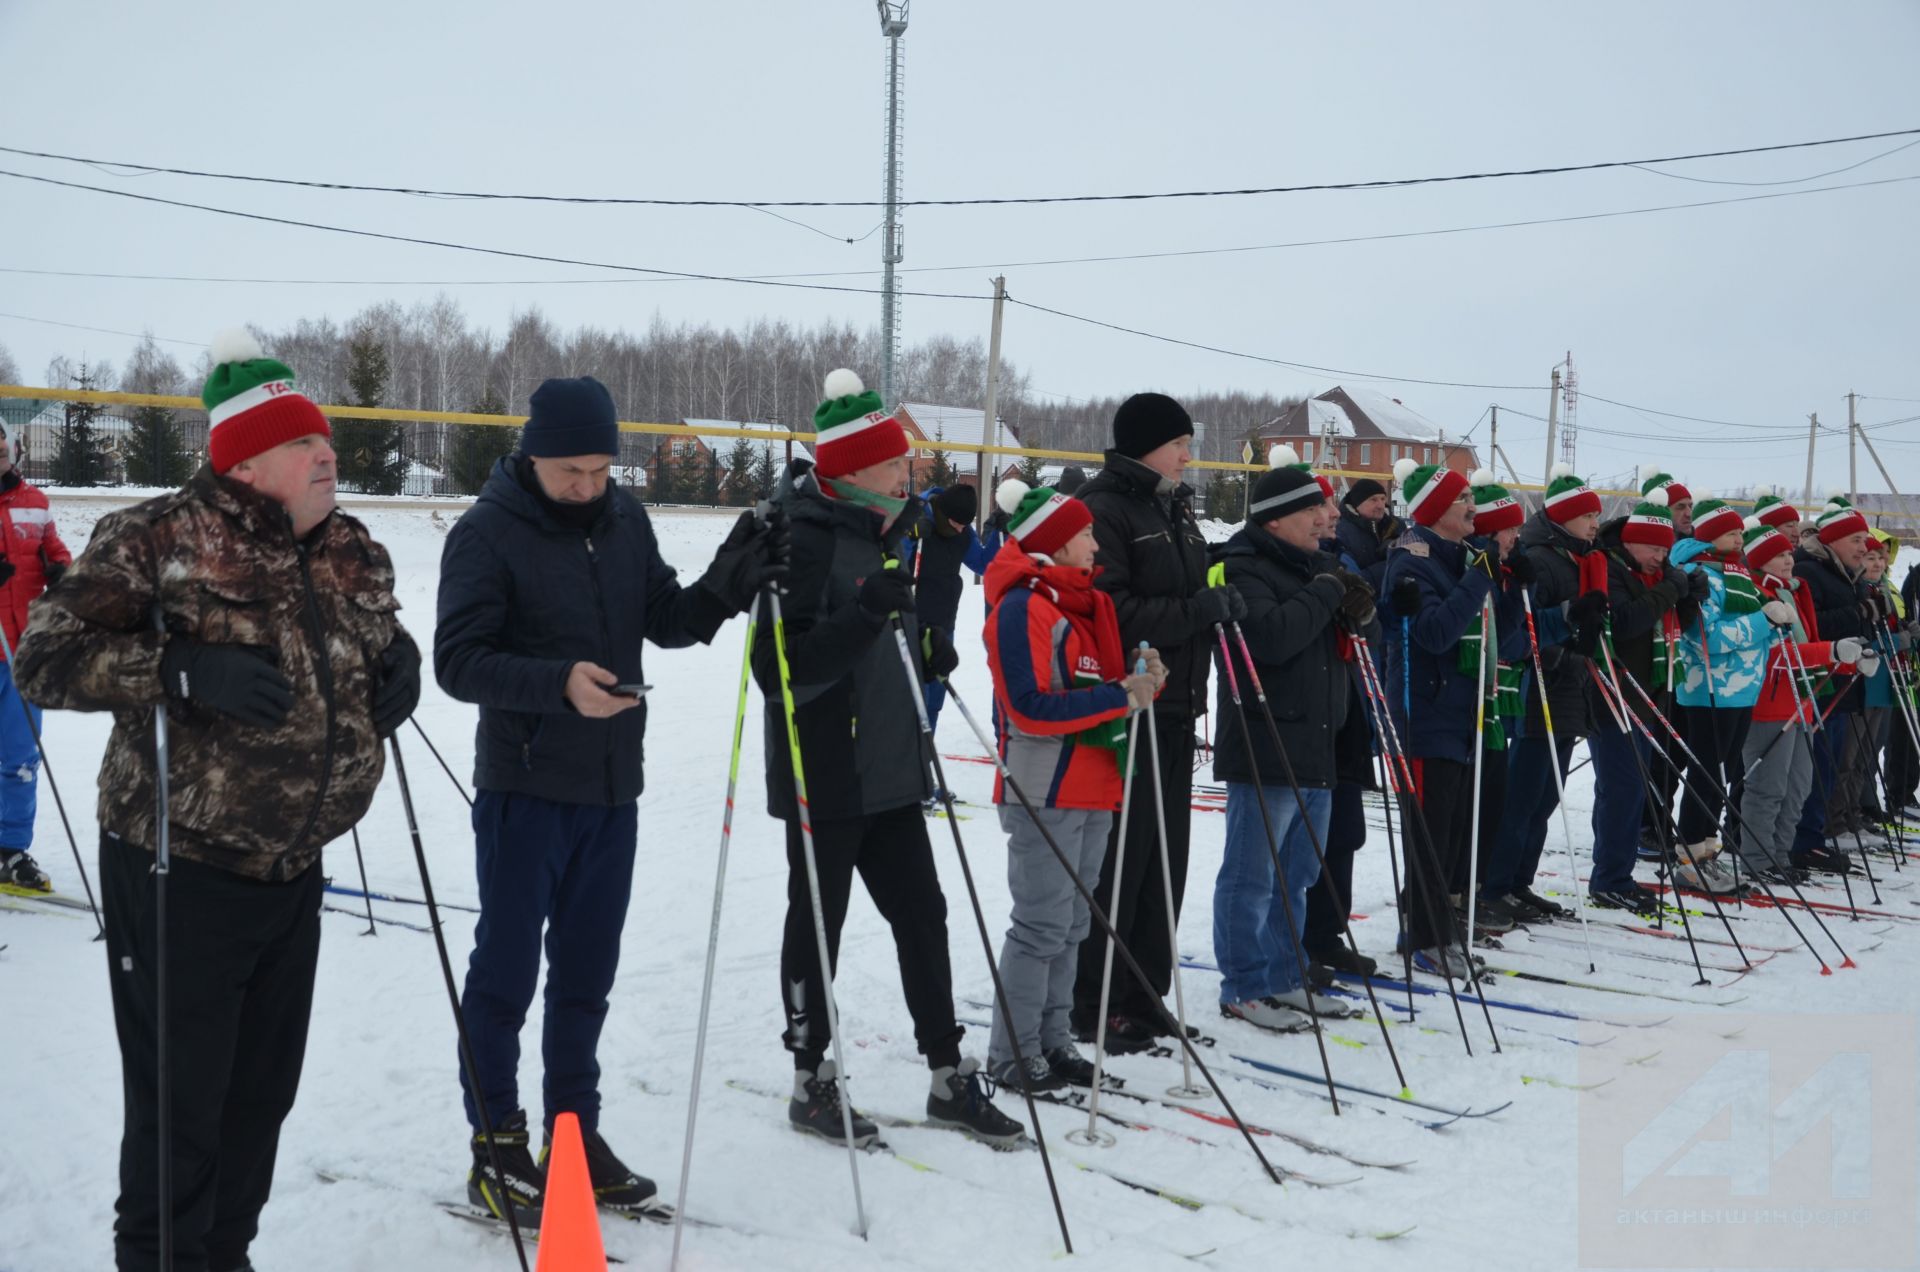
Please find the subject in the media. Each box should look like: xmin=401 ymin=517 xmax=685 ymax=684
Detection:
xmin=611 ymin=683 xmax=653 ymax=699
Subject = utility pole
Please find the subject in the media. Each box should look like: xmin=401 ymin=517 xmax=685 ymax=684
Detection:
xmin=1803 ymin=412 xmax=1819 ymax=505
xmin=1487 ymin=405 xmax=1497 ymax=477
xmin=1847 ymin=391 xmax=1858 ymax=504
xmin=1542 ymin=367 xmax=1561 ymax=479
xmin=1857 ymin=421 xmax=1904 ymax=496
xmin=975 ymin=275 xmax=1006 ymax=529
xmin=877 ymin=2 xmax=910 ymax=407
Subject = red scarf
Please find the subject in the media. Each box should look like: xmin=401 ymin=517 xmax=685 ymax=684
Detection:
xmin=1026 ymin=562 xmax=1126 ymax=685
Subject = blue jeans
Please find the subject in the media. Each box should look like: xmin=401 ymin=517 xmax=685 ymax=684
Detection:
xmin=460 ymin=790 xmax=638 ymax=1133
xmin=0 ymin=660 xmax=41 ymax=850
xmin=1791 ymin=711 xmax=1845 ymax=858
xmin=1586 ymin=721 xmax=1649 ymax=893
xmin=1483 ymin=734 xmax=1575 ymax=897
xmin=1214 ymin=784 xmax=1330 ymax=1002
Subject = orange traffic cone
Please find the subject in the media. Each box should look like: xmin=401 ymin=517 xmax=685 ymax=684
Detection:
xmin=535 ymin=1112 xmax=608 ymax=1272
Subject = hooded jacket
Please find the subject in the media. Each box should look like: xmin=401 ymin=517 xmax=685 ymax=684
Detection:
xmin=1668 ymin=537 xmax=1771 ymax=709
xmin=1334 ymin=504 xmax=1389 ymax=590
xmin=982 ymin=540 xmax=1131 ymax=811
xmin=1078 ymin=450 xmax=1212 ymax=719
xmin=1596 ymin=518 xmax=1692 ymax=725
xmin=752 ymin=460 xmax=933 ymax=821
xmin=0 ymin=472 xmax=71 ymax=654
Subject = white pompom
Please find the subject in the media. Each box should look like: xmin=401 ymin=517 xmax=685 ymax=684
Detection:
xmin=995 ymin=477 xmax=1031 ymax=517
xmin=1268 ymin=443 xmax=1299 ymax=469
xmin=1469 ymin=467 xmax=1494 ymax=487
xmin=1753 ymin=483 xmax=1773 ymax=499
xmin=1827 ymin=486 xmax=1847 ymax=500
xmin=209 ymin=326 xmax=263 ymax=366
xmin=822 ymin=368 xmax=865 ymax=400
xmin=1743 ymin=514 xmax=1762 ymax=530
xmin=1392 ymin=457 xmax=1418 ymax=483
xmin=1693 ymin=489 xmax=1713 ymax=502
xmin=1644 ymin=487 xmax=1669 ymax=507
xmin=1549 ymin=461 xmax=1574 ymax=480
xmin=1638 ymin=462 xmax=1662 ymax=482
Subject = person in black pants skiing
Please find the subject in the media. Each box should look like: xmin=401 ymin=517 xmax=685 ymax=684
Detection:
xmin=1069 ymin=392 xmax=1242 ymax=1053
xmin=754 ymin=370 xmax=1024 ymax=1148
xmin=901 ymin=481 xmax=998 ymax=793
xmin=435 ymin=375 xmax=787 ymax=1225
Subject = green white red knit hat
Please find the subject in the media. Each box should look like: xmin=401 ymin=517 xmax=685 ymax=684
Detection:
xmin=1816 ymin=495 xmax=1871 ymax=544
xmin=1393 ymin=456 xmax=1469 ymax=527
xmin=201 ymin=328 xmax=330 ymax=474
xmin=1690 ymin=494 xmax=1744 ymax=542
xmin=1638 ymin=464 xmax=1691 ymax=505
xmin=1750 ymin=486 xmax=1799 ymax=529
xmin=1542 ymin=462 xmax=1602 ymax=524
xmin=1742 ymin=518 xmax=1794 ymax=571
xmin=1622 ymin=486 xmax=1676 ymax=548
xmin=811 ymin=369 xmax=909 ymax=480
xmin=1468 ymin=468 xmax=1523 ymax=534
xmin=994 ymin=478 xmax=1092 ymax=559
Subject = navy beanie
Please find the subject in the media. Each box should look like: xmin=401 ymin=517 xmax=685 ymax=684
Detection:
xmin=1112 ymin=392 xmax=1193 ymax=459
xmin=1342 ymin=477 xmax=1388 ymax=509
xmin=934 ymin=483 xmax=978 ymax=525
xmin=521 ymin=376 xmax=619 ymax=457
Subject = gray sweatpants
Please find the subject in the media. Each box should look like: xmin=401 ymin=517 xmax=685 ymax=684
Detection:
xmin=988 ymin=804 xmax=1113 ymax=1066
xmin=1741 ymin=719 xmax=1814 ymax=868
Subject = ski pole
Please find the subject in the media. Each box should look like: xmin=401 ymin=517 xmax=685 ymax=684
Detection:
xmin=411 ymin=717 xmax=474 ymax=808
xmin=1466 ymin=594 xmax=1490 ymax=952
xmin=1517 ymin=591 xmax=1597 ymax=970
xmin=670 ymin=592 xmax=760 ymax=1270
xmin=941 ymin=682 xmax=1289 ymax=1186
xmin=387 ymin=733 xmax=530 ymax=1272
xmin=347 ymin=826 xmax=375 ymax=937
xmin=1139 ymin=658 xmax=1204 ymax=1101
xmin=1083 ymin=706 xmax=1141 ymax=1140
xmin=766 ymin=589 xmax=869 ymax=1238
xmin=1780 ymin=636 xmax=1868 ymax=922
xmin=0 ymin=615 xmax=102 ymax=936
xmin=882 ymin=602 xmax=1072 ymax=1252
xmin=150 ymin=603 xmax=174 ymax=1272
xmin=1220 ymin=615 xmax=1409 ymax=1090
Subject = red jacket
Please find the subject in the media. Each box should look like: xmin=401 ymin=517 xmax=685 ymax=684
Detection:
xmin=1752 ymin=573 xmax=1855 ymax=724
xmin=0 ymin=476 xmax=70 ymax=657
xmin=983 ymin=540 xmax=1132 ymax=811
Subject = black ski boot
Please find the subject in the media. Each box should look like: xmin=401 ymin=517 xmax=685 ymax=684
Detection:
xmin=541 ymin=1124 xmax=657 ymax=1210
xmin=0 ymin=849 xmax=50 ymax=892
xmin=789 ymin=1060 xmax=880 ymax=1148
xmin=467 ymin=1110 xmax=545 ymax=1228
xmin=989 ymin=1053 xmax=1065 ymax=1095
xmin=927 ymin=1058 xmax=1028 ymax=1148
xmin=1307 ymin=943 xmax=1378 ymax=977
xmin=1511 ymin=886 xmax=1572 ymax=920
xmin=1043 ymin=1044 xmax=1110 ymax=1089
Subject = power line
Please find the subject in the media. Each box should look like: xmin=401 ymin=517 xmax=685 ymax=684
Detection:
xmin=11 ymin=168 xmax=1918 ymax=294
xmin=0 ymin=168 xmax=992 ymax=305
xmin=1005 ymin=294 xmax=1545 ymax=391
xmin=0 ymin=310 xmax=205 ymax=348
xmin=4 ymin=126 xmax=1917 ymax=208
xmin=1627 ymin=136 xmax=1920 ymax=187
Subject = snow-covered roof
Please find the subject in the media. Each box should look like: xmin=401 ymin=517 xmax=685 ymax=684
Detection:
xmin=900 ymin=403 xmax=1020 ymax=450
xmin=1304 ymin=399 xmax=1357 ymax=438
xmin=1336 ymin=386 xmax=1444 ymax=442
xmin=696 ymin=420 xmax=813 ymax=473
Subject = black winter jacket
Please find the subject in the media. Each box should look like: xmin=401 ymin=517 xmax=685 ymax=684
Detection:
xmin=1513 ymin=510 xmax=1599 ymax=737
xmin=1795 ymin=543 xmax=1868 ymax=712
xmin=1597 ymin=519 xmax=1691 ymax=725
xmin=1334 ymin=505 xmax=1389 ymax=590
xmin=1080 ymin=450 xmax=1212 ymax=719
xmin=435 ymin=457 xmax=729 ymax=806
xmin=1211 ymin=527 xmax=1348 ymax=788
xmin=753 ymin=461 xmax=933 ymax=821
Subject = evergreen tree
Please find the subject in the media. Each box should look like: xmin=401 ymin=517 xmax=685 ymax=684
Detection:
xmin=334 ymin=329 xmax=408 ymax=495
xmin=749 ymin=441 xmax=779 ymax=499
xmin=52 ymin=361 xmax=114 ymax=487
xmin=723 ymin=436 xmax=757 ymax=505
xmin=697 ymin=447 xmax=722 ymax=506
xmin=446 ymin=385 xmax=510 ymax=495
xmin=923 ymin=430 xmax=955 ymax=491
xmin=124 ymin=404 xmax=194 ymax=487
xmin=651 ymin=444 xmax=680 ymax=504
xmin=1017 ymin=451 xmax=1046 ymax=485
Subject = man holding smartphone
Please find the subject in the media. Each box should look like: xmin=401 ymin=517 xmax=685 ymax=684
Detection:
xmin=435 ymin=376 xmax=786 ymax=1224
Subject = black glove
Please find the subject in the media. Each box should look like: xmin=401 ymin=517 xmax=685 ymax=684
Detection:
xmin=857 ymin=567 xmax=916 ymax=625
xmin=1686 ymin=567 xmax=1711 ymax=604
xmin=0 ymin=559 xmax=13 ymax=589
xmin=1390 ymin=575 xmax=1421 ymax=617
xmin=160 ymin=640 xmax=293 ymax=728
xmin=1504 ymin=552 xmax=1537 ymax=586
xmin=986 ymin=507 xmax=1012 ymax=535
xmin=921 ymin=625 xmax=959 ymax=680
xmin=1327 ymin=568 xmax=1375 ymax=627
xmin=372 ymin=631 xmax=422 ymax=738
xmin=700 ymin=507 xmax=792 ymax=611
xmin=40 ymin=560 xmax=65 ymax=587
xmin=1227 ymin=584 xmax=1248 ymax=622
xmin=1193 ymin=585 xmax=1238 ymax=628
xmin=1466 ymin=544 xmax=1498 ymax=579
xmin=1568 ymin=590 xmax=1608 ymax=658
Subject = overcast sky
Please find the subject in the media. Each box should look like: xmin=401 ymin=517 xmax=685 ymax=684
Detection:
xmin=4 ymin=0 xmax=1917 ymax=494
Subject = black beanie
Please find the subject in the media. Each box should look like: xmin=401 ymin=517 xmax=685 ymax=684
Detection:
xmin=1341 ymin=477 xmax=1388 ymax=509
xmin=1056 ymin=465 xmax=1088 ymax=495
xmin=934 ymin=483 xmax=978 ymax=524
xmin=1112 ymin=392 xmax=1193 ymax=459
xmin=521 ymin=376 xmax=619 ymax=457
xmin=1248 ymin=466 xmax=1326 ymax=526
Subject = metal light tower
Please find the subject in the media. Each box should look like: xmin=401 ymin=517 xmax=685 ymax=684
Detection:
xmin=877 ymin=1 xmax=909 ymax=407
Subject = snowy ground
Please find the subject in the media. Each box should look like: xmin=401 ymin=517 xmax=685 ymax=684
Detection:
xmin=4 ymin=501 xmax=1917 ymax=1272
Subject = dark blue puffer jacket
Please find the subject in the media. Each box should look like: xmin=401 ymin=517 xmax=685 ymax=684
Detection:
xmin=1380 ymin=523 xmax=1526 ymax=764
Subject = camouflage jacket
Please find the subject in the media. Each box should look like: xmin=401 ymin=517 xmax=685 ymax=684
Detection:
xmin=13 ymin=467 xmax=407 ymax=882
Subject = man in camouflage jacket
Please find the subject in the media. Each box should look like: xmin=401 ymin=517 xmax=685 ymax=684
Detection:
xmin=13 ymin=332 xmax=419 ymax=1272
